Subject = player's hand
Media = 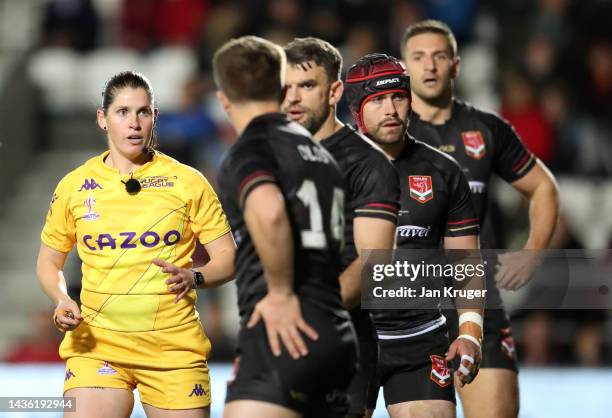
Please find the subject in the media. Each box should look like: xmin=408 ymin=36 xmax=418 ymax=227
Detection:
xmin=495 ymin=250 xmax=542 ymax=290
xmin=446 ymin=337 xmax=481 ymax=387
xmin=53 ymin=298 xmax=82 ymax=332
xmin=153 ymin=258 xmax=194 ymax=303
xmin=247 ymin=291 xmax=319 ymax=360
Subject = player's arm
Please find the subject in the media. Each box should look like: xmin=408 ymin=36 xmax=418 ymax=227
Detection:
xmin=496 ymin=161 xmax=560 ymax=290
xmin=492 ymin=118 xmax=560 ymax=289
xmin=512 ymin=160 xmax=559 ymax=250
xmin=444 ymin=234 xmax=484 ymax=387
xmin=244 ymin=184 xmax=318 ymax=359
xmin=341 ymin=217 xmax=396 ymax=309
xmin=341 ymin=152 xmax=400 ymax=308
xmin=443 ymin=161 xmax=483 ymax=386
xmin=36 ymin=243 xmax=82 ymax=331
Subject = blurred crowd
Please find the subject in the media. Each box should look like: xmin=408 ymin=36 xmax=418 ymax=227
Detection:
xmin=35 ymin=0 xmax=612 ymax=177
xmin=4 ymin=0 xmax=611 ymax=365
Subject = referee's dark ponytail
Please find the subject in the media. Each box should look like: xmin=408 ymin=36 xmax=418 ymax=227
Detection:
xmin=101 ymin=71 xmax=158 ymax=150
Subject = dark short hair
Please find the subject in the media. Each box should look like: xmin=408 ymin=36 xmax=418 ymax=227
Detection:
xmin=212 ymin=36 xmax=285 ymax=102
xmin=401 ymin=19 xmax=458 ymax=60
xmin=101 ymin=71 xmax=154 ymax=113
xmin=284 ymin=37 xmax=343 ymax=82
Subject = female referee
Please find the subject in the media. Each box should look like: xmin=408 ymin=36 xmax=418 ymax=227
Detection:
xmin=36 ymin=71 xmax=235 ymax=418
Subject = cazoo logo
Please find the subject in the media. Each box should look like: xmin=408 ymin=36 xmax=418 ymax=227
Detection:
xmin=82 ymin=230 xmax=181 ymax=251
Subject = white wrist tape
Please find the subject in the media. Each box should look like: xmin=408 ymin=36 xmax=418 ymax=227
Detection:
xmin=457 ymin=334 xmax=481 ymax=349
xmin=461 ymin=354 xmax=475 ymax=365
xmin=459 ymin=312 xmax=483 ymax=328
xmin=459 ymin=364 xmax=471 ymax=376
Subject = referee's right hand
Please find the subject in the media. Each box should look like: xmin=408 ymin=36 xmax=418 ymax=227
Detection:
xmin=53 ymin=298 xmax=82 ymax=332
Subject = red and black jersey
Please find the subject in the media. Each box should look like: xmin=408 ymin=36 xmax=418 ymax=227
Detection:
xmin=408 ymin=100 xmax=536 ymax=314
xmin=321 ymin=125 xmax=400 ymax=338
xmin=372 ymin=136 xmax=479 ymax=333
xmin=320 ymin=125 xmax=400 ymax=269
xmin=218 ymin=113 xmax=347 ymax=321
xmin=393 ymin=137 xmax=478 ymax=249
xmin=408 ymin=99 xmax=536 ymax=249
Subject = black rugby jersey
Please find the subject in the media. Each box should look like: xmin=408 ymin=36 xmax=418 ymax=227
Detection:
xmin=320 ymin=125 xmax=399 ymax=269
xmin=372 ymin=136 xmax=479 ymax=332
xmin=218 ymin=113 xmax=347 ymax=320
xmin=408 ymin=100 xmax=536 ymax=312
xmin=321 ymin=125 xmax=400 ymax=337
xmin=408 ymin=99 xmax=536 ymax=249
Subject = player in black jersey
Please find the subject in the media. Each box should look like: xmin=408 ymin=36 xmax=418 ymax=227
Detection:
xmin=345 ymin=53 xmax=485 ymax=418
xmin=213 ymin=36 xmax=357 ymax=418
xmin=401 ymin=20 xmax=560 ymax=418
xmin=281 ymin=37 xmax=400 ymax=418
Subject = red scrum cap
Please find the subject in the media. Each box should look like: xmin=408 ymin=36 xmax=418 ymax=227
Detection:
xmin=344 ymin=53 xmax=411 ymax=132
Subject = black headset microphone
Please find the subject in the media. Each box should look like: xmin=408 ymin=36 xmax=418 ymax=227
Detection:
xmin=122 ymin=176 xmax=142 ymax=195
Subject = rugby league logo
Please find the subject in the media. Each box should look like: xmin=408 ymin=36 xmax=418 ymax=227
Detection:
xmin=408 ymin=175 xmax=433 ymax=204
xmin=430 ymin=355 xmax=452 ymax=387
xmin=462 ymin=131 xmax=486 ymax=160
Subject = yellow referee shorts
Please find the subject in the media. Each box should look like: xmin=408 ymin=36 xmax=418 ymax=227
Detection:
xmin=61 ymin=320 xmax=211 ymax=409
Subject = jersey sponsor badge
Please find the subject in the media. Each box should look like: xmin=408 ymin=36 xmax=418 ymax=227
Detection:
xmin=396 ymin=225 xmax=432 ymax=238
xmin=462 ymin=131 xmax=486 ymax=160
xmin=409 ymin=175 xmax=433 ymax=204
xmin=430 ymin=355 xmax=452 ymax=387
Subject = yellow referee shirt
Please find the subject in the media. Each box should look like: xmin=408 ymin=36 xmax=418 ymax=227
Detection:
xmin=42 ymin=150 xmax=231 ymax=332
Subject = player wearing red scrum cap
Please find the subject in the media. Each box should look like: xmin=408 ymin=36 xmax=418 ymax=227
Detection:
xmin=345 ymin=53 xmax=485 ymax=418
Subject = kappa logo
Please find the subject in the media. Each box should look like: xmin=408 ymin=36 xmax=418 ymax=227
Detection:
xmin=396 ymin=225 xmax=431 ymax=238
xmin=83 ymin=194 xmax=100 ymax=221
xmin=430 ymin=355 xmax=451 ymax=387
xmin=189 ymin=384 xmax=206 ymax=397
xmin=78 ymin=178 xmax=103 ymax=191
xmin=375 ymin=77 xmax=400 ymax=87
xmin=65 ymin=369 xmax=76 ymax=381
xmin=500 ymin=327 xmax=517 ymax=360
xmin=462 ymin=131 xmax=486 ymax=160
xmin=408 ymin=175 xmax=433 ymax=204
